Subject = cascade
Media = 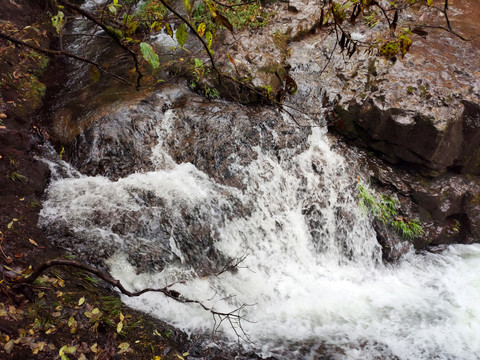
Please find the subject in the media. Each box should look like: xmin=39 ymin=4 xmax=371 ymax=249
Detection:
xmin=40 ymin=90 xmax=480 ymax=359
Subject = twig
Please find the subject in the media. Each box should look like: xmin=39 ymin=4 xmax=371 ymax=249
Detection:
xmin=156 ymin=0 xmax=222 ymax=82
xmin=211 ymin=0 xmax=259 ymax=9
xmin=0 ymin=31 xmax=135 ymax=87
xmin=9 ymin=258 xmax=253 ymax=341
xmin=58 ymin=0 xmax=144 ymax=89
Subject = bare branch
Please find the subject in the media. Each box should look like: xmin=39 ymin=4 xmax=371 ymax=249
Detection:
xmin=58 ymin=0 xmax=144 ymax=89
xmin=8 ymin=258 xmax=254 ymax=342
xmin=155 ymin=0 xmax=221 ymax=80
xmin=0 ymin=31 xmax=135 ymax=87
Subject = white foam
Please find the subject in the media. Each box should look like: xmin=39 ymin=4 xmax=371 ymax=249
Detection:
xmin=41 ymin=108 xmax=480 ymax=360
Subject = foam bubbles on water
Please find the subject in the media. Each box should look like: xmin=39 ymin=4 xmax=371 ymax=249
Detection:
xmin=41 ymin=108 xmax=480 ymax=360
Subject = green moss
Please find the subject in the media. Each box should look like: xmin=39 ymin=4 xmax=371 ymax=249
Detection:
xmin=379 ymin=41 xmax=399 ymax=58
xmin=358 ymin=184 xmax=424 ymax=240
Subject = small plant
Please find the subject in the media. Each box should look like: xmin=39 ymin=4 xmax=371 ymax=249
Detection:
xmin=358 ymin=183 xmax=424 ymax=240
xmin=205 ymin=86 xmax=220 ymax=99
xmin=9 ymin=171 xmax=27 ymax=183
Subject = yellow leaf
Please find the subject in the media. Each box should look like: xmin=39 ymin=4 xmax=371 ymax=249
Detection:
xmin=197 ymin=23 xmax=206 ymax=37
xmin=92 ymin=308 xmax=100 ymax=315
xmin=7 ymin=221 xmax=13 ymax=229
xmin=119 ymin=312 xmax=124 ymax=322
xmin=13 ymin=218 xmax=19 ymax=222
xmin=117 ymin=321 xmax=123 ymax=333
xmin=38 ymin=292 xmax=45 ymax=299
xmin=117 ymin=342 xmax=130 ymax=354
xmin=59 ymin=345 xmax=77 ymax=356
xmin=68 ymin=316 xmax=76 ymax=327
xmin=90 ymin=343 xmax=98 ymax=353
xmin=78 ymin=296 xmax=85 ymax=306
xmin=45 ymin=327 xmax=56 ymax=334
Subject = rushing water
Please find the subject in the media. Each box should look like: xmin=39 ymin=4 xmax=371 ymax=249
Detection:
xmin=38 ymin=4 xmax=480 ymax=356
xmin=39 ymin=88 xmax=480 ymax=359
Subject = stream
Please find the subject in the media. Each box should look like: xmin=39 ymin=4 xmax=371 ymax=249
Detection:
xmin=38 ymin=5 xmax=480 ymax=359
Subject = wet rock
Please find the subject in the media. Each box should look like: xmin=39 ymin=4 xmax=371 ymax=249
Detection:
xmin=373 ymin=219 xmax=412 ymax=262
xmin=425 ymin=244 xmax=447 ymax=253
xmin=325 ymin=0 xmax=480 ymax=175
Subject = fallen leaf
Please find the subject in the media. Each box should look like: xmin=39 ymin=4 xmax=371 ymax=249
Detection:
xmin=29 ymin=238 xmax=38 ymax=246
xmin=52 ymin=312 xmax=61 ymax=317
xmin=119 ymin=312 xmax=124 ymax=322
xmin=38 ymin=292 xmax=45 ymax=299
xmin=5 ymin=339 xmax=14 ymax=354
xmin=32 ymin=341 xmax=46 ymax=354
xmin=45 ymin=328 xmax=56 ymax=334
xmin=91 ymin=308 xmax=100 ymax=315
xmin=90 ymin=343 xmax=98 ymax=353
xmin=68 ymin=316 xmax=76 ymax=327
xmin=117 ymin=321 xmax=123 ymax=333
xmin=78 ymin=296 xmax=85 ymax=306
xmin=117 ymin=342 xmax=130 ymax=354
xmin=59 ymin=345 xmax=77 ymax=356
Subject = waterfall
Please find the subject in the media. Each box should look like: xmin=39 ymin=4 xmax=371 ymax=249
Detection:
xmin=40 ymin=88 xmax=480 ymax=359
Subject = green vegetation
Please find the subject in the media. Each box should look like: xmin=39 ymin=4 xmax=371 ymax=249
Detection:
xmin=9 ymin=171 xmax=27 ymax=183
xmin=358 ymin=183 xmax=424 ymax=240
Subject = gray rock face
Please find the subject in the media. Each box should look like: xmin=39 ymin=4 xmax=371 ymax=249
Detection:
xmin=326 ymin=0 xmax=480 ymax=176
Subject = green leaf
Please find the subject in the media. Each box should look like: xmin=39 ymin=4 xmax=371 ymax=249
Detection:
xmin=108 ymin=4 xmax=117 ymax=14
xmin=165 ymin=23 xmax=173 ymax=38
xmin=59 ymin=345 xmax=77 ymax=356
xmin=176 ymin=23 xmax=188 ymax=47
xmin=204 ymin=0 xmax=217 ymax=18
xmin=206 ymin=31 xmax=213 ymax=49
xmin=151 ymin=21 xmax=164 ymax=32
xmin=51 ymin=11 xmax=65 ymax=34
xmin=194 ymin=58 xmax=203 ymax=67
xmin=183 ymin=0 xmax=192 ymax=16
xmin=140 ymin=42 xmax=160 ymax=70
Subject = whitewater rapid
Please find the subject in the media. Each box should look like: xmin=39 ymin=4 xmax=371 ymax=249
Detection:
xmin=40 ymin=105 xmax=480 ymax=359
